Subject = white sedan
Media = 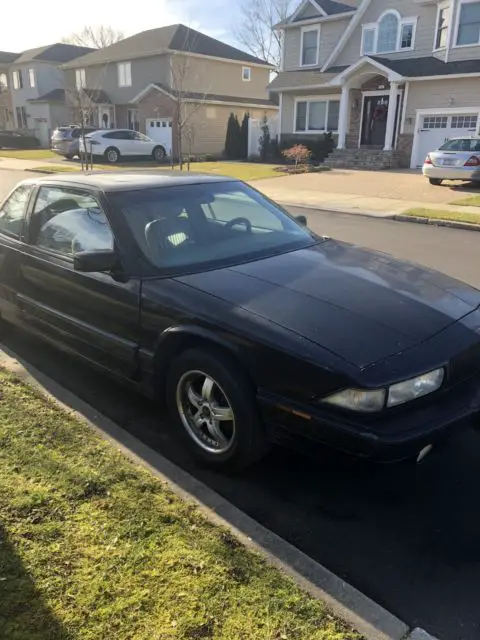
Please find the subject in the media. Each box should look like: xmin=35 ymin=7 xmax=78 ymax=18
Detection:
xmin=423 ymin=136 xmax=480 ymax=185
xmin=79 ymin=129 xmax=167 ymax=164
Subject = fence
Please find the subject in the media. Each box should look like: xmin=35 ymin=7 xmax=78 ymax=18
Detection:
xmin=247 ymin=115 xmax=279 ymax=158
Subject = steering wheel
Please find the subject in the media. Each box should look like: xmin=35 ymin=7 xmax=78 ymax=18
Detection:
xmin=224 ymin=217 xmax=252 ymax=234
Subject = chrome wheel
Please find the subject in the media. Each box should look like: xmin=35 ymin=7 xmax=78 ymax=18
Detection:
xmin=106 ymin=148 xmax=119 ymax=163
xmin=176 ymin=370 xmax=235 ymax=454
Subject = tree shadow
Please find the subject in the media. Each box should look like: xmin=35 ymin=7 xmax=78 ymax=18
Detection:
xmin=0 ymin=525 xmax=70 ymax=640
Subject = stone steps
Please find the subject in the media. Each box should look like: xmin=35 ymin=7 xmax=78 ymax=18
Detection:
xmin=324 ymin=148 xmax=404 ymax=170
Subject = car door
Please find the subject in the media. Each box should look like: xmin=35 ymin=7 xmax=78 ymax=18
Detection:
xmin=16 ymin=184 xmax=141 ymax=379
xmin=0 ymin=183 xmax=34 ymax=324
xmin=132 ymin=132 xmax=154 ymax=157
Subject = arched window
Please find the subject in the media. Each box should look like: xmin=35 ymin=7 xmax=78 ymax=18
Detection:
xmin=377 ymin=12 xmax=399 ymax=52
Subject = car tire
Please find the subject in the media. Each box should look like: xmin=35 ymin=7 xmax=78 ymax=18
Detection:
xmin=152 ymin=146 xmax=166 ymax=163
xmin=429 ymin=178 xmax=443 ymax=186
xmin=166 ymin=347 xmax=268 ymax=470
xmin=105 ymin=147 xmax=120 ymax=164
xmin=65 ymin=154 xmax=74 ymax=160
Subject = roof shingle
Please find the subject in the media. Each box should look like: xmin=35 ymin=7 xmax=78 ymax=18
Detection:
xmin=0 ymin=51 xmax=19 ymax=64
xmin=149 ymin=82 xmax=276 ymax=107
xmin=370 ymin=55 xmax=480 ymax=78
xmin=13 ymin=43 xmax=95 ymax=65
xmin=28 ymin=88 xmax=65 ymax=102
xmin=63 ymin=24 xmax=270 ymax=69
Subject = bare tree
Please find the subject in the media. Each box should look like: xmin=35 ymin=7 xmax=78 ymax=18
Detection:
xmin=169 ymin=37 xmax=210 ymax=170
xmin=62 ymin=25 xmax=124 ymax=49
xmin=235 ymin=0 xmax=295 ymax=69
xmin=62 ymin=67 xmax=109 ymax=171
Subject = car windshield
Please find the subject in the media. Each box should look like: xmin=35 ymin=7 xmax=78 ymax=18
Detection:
xmin=111 ymin=181 xmax=316 ymax=272
xmin=439 ymin=138 xmax=480 ymax=152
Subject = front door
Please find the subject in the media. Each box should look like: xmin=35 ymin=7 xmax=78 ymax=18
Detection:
xmin=16 ymin=183 xmax=141 ymax=379
xmin=361 ymin=95 xmax=390 ymax=147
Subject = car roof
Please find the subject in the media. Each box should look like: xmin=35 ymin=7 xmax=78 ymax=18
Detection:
xmin=26 ymin=171 xmax=237 ymax=192
xmin=443 ymin=136 xmax=480 ymax=141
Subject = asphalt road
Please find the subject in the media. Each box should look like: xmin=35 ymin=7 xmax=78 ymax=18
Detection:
xmin=1 ymin=169 xmax=480 ymax=639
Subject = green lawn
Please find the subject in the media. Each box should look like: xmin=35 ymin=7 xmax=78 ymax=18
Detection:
xmin=404 ymin=207 xmax=480 ymax=226
xmin=31 ymin=161 xmax=284 ymax=181
xmin=0 ymin=149 xmax=57 ymax=160
xmin=450 ymin=195 xmax=480 ymax=207
xmin=0 ymin=369 xmax=360 ymax=640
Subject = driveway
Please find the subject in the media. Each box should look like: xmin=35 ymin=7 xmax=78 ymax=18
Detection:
xmin=261 ymin=168 xmax=480 ymax=204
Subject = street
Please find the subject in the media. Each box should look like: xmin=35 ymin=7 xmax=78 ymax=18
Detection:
xmin=1 ymin=169 xmax=480 ymax=639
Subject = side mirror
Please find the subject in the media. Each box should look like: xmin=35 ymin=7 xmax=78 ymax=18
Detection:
xmin=73 ymin=250 xmax=118 ymax=273
xmin=295 ymin=214 xmax=308 ymax=227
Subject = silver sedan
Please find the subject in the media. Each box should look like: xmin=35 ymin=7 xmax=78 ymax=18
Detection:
xmin=423 ymin=136 xmax=480 ymax=186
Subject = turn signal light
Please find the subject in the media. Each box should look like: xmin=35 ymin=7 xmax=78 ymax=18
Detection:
xmin=464 ymin=155 xmax=480 ymax=167
xmin=424 ymin=154 xmax=433 ymax=165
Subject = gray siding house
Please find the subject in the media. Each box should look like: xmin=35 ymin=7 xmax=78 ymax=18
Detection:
xmin=9 ymin=43 xmax=93 ymax=146
xmin=62 ymin=24 xmax=277 ymax=157
xmin=0 ymin=51 xmax=18 ymax=129
xmin=271 ymin=0 xmax=480 ymax=168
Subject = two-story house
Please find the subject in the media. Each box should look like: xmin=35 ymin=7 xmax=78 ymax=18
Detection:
xmin=0 ymin=51 xmax=19 ymax=130
xmin=271 ymin=0 xmax=480 ymax=168
xmin=9 ymin=43 xmax=94 ymax=146
xmin=62 ymin=24 xmax=277 ymax=157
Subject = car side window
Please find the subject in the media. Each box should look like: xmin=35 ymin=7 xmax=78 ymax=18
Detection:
xmin=31 ymin=186 xmax=114 ymax=257
xmin=134 ymin=132 xmax=149 ymax=141
xmin=0 ymin=184 xmax=32 ymax=239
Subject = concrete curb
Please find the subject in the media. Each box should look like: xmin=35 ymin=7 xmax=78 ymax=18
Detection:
xmin=0 ymin=345 xmax=425 ymax=640
xmin=281 ymin=201 xmax=394 ymax=220
xmin=393 ymin=214 xmax=480 ymax=233
xmin=282 ymin=202 xmax=480 ymax=233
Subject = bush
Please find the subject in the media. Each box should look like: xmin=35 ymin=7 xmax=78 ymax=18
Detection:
xmin=225 ymin=113 xmax=242 ymax=160
xmin=278 ymin=132 xmax=335 ymax=163
xmin=282 ymin=144 xmax=312 ymax=172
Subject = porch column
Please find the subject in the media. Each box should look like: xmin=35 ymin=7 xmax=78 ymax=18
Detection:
xmin=337 ymin=85 xmax=350 ymax=149
xmin=384 ymin=81 xmax=399 ymax=151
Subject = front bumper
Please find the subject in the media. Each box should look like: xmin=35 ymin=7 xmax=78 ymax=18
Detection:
xmin=259 ymin=372 xmax=480 ymax=461
xmin=423 ymin=165 xmax=480 ymax=182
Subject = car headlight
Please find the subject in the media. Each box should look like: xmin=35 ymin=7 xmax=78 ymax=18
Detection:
xmin=322 ymin=368 xmax=444 ymax=413
xmin=323 ymin=388 xmax=386 ymax=413
xmin=387 ymin=368 xmax=444 ymax=408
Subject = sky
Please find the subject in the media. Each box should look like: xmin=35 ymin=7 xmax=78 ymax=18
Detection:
xmin=3 ymin=0 xmax=243 ymax=53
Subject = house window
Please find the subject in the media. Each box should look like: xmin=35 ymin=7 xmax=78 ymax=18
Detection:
xmin=435 ymin=5 xmax=450 ymax=49
xmin=301 ymin=27 xmax=319 ymax=66
xmin=118 ymin=62 xmax=132 ymax=87
xmin=15 ymin=106 xmax=28 ymax=128
xmin=361 ymin=12 xmax=416 ymax=55
xmin=400 ymin=23 xmax=414 ymax=48
xmin=295 ymin=98 xmax=340 ymax=133
xmin=0 ymin=73 xmax=7 ymax=91
xmin=12 ymin=70 xmax=23 ymax=90
xmin=362 ymin=28 xmax=376 ymax=54
xmin=127 ymin=108 xmax=140 ymax=131
xmin=377 ymin=13 xmax=399 ymax=52
xmin=242 ymin=66 xmax=251 ymax=81
xmin=75 ymin=68 xmax=86 ymax=90
xmin=452 ymin=114 xmax=478 ymax=128
xmin=28 ymin=68 xmax=35 ymax=88
xmin=456 ymin=0 xmax=480 ymax=45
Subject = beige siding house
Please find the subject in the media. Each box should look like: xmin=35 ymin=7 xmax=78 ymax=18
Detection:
xmin=270 ymin=0 xmax=480 ymax=168
xmin=63 ymin=25 xmax=277 ymax=158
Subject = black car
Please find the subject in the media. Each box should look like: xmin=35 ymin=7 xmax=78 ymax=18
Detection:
xmin=1 ymin=172 xmax=479 ymax=469
xmin=0 ymin=130 xmax=40 ymax=149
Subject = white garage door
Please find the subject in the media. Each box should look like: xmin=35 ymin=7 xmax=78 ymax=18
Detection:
xmin=146 ymin=118 xmax=173 ymax=155
xmin=413 ymin=113 xmax=479 ymax=167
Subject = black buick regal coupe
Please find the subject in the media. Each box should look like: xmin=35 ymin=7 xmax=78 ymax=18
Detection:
xmin=1 ymin=172 xmax=479 ymax=469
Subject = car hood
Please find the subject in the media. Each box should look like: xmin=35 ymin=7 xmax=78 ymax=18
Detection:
xmin=176 ymin=240 xmax=480 ymax=368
